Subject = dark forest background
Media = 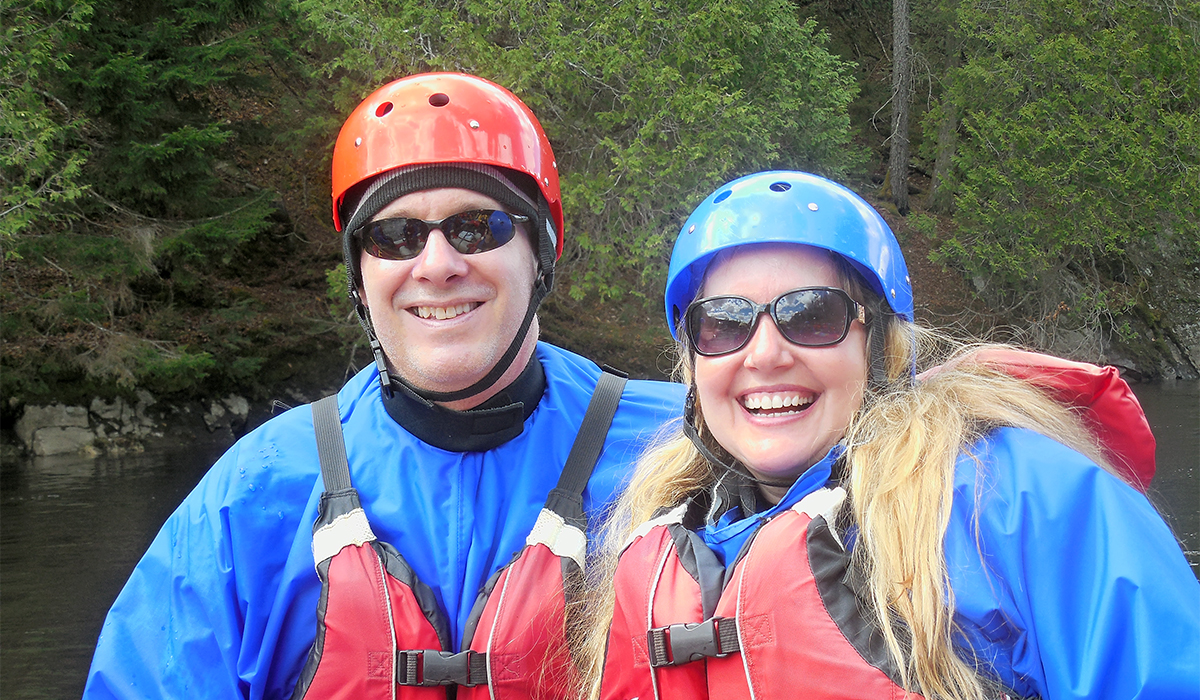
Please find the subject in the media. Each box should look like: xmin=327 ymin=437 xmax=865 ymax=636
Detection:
xmin=3 ymin=0 xmax=1198 ymax=416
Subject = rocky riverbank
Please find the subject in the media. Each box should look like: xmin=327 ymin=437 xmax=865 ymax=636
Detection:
xmin=3 ymin=367 xmax=349 ymax=460
xmin=11 ymin=393 xmax=250 ymax=458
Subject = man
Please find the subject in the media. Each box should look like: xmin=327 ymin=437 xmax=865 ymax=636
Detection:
xmin=82 ymin=73 xmax=683 ymax=700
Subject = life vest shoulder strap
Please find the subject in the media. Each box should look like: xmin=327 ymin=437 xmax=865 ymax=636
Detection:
xmin=312 ymin=394 xmax=352 ymax=493
xmin=623 ymin=503 xmax=688 ymax=550
xmin=310 ymin=395 xmax=377 ymax=561
xmin=542 ymin=369 xmax=629 ymax=531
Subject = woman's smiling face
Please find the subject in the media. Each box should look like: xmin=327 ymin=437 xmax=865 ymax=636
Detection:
xmin=693 ymin=244 xmax=869 ymax=486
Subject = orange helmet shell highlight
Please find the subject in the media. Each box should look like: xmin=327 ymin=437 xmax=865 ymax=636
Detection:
xmin=331 ymin=73 xmax=564 ymax=257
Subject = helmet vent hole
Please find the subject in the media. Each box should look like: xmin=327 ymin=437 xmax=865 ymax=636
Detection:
xmin=429 ymin=93 xmax=450 ymax=107
xmin=769 ymin=181 xmax=791 ymax=192
xmin=713 ymin=190 xmax=732 ymax=203
xmin=375 ymin=102 xmax=393 ymax=117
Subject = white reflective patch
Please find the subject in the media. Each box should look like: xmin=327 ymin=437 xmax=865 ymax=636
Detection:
xmin=622 ymin=503 xmax=687 ymax=550
xmin=791 ymin=486 xmax=847 ymax=545
xmin=791 ymin=485 xmax=846 ymax=520
xmin=312 ymin=508 xmax=377 ymax=564
xmin=526 ymin=508 xmax=587 ymax=571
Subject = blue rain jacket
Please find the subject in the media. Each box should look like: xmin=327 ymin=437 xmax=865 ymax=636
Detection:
xmin=83 ymin=343 xmax=684 ymax=700
xmin=699 ymin=427 xmax=1200 ymax=700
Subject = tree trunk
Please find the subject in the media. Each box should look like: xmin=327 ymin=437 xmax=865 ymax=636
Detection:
xmin=929 ymin=15 xmax=962 ymax=214
xmin=888 ymin=0 xmax=911 ymax=215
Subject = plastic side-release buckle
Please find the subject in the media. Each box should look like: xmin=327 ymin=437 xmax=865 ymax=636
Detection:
xmin=395 ymin=649 xmax=488 ymax=687
xmin=646 ymin=617 xmax=740 ymax=668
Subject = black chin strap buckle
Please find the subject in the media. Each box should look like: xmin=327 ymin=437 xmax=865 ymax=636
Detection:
xmin=367 ymin=337 xmax=393 ymax=398
xmin=353 ymin=300 xmax=396 ymax=399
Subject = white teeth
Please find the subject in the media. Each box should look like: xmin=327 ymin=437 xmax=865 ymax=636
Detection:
xmin=416 ymin=303 xmax=476 ymax=320
xmin=741 ymin=392 xmax=814 ymax=412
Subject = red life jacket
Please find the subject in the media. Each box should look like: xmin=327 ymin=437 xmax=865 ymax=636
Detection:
xmin=293 ymin=372 xmax=627 ymax=700
xmin=600 ymin=486 xmax=924 ymax=700
xmin=951 ymin=348 xmax=1155 ymax=490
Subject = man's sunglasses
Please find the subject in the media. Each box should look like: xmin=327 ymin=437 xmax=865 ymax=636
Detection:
xmin=685 ymin=287 xmax=866 ymax=357
xmin=354 ymin=209 xmax=529 ymax=261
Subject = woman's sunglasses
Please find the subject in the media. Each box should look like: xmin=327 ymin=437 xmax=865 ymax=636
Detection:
xmin=354 ymin=209 xmax=529 ymax=261
xmin=685 ymin=287 xmax=866 ymax=357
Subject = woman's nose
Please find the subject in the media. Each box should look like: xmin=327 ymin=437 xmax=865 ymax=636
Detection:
xmin=742 ymin=314 xmax=795 ymax=371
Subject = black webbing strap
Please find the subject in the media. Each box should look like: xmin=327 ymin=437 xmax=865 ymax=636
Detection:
xmin=396 ymin=649 xmax=488 ymax=687
xmin=543 ymin=369 xmax=628 ymax=529
xmin=647 ymin=617 xmax=741 ymax=668
xmin=312 ymin=394 xmax=351 ymax=492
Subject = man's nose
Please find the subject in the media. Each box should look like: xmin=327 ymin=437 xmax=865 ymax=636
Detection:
xmin=410 ymin=228 xmax=470 ymax=283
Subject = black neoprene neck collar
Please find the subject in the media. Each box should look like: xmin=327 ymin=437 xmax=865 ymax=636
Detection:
xmin=380 ymin=354 xmax=546 ymax=452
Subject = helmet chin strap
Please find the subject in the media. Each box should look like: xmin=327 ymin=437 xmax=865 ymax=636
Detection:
xmin=867 ymin=313 xmax=889 ymax=390
xmin=865 ymin=306 xmax=915 ymax=392
xmin=682 ymin=389 xmax=796 ymax=489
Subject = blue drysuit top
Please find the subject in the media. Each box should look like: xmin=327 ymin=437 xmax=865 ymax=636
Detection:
xmin=699 ymin=427 xmax=1200 ymax=700
xmin=83 ymin=342 xmax=684 ymax=700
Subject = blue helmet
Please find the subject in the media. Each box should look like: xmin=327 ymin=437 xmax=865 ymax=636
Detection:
xmin=664 ymin=171 xmax=913 ymax=338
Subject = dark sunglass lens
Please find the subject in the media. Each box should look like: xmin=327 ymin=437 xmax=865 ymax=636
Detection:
xmin=362 ymin=220 xmax=427 ymax=260
xmin=690 ymin=298 xmax=754 ymax=354
xmin=775 ymin=289 xmax=849 ymax=345
xmin=445 ymin=211 xmax=493 ymax=254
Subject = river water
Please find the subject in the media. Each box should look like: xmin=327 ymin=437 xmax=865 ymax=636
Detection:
xmin=1 ymin=381 xmax=1197 ymax=699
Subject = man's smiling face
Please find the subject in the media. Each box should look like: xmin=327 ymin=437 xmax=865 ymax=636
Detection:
xmin=358 ymin=187 xmax=538 ymax=398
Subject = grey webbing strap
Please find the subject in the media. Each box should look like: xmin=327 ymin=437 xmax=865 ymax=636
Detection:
xmin=312 ymin=395 xmax=351 ymax=492
xmin=544 ymin=370 xmax=628 ymax=529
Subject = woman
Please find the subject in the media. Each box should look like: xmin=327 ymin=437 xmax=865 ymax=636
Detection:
xmin=586 ymin=171 xmax=1199 ymax=699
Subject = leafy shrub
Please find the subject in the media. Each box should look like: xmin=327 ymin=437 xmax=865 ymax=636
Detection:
xmin=133 ymin=344 xmax=217 ymax=395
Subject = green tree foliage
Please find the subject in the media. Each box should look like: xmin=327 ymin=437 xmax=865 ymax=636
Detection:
xmin=2 ymin=0 xmax=314 ymax=401
xmin=300 ymin=0 xmax=860 ymax=301
xmin=1 ymin=0 xmax=93 ymax=244
xmin=62 ymin=0 xmax=274 ymax=217
xmin=936 ymin=0 xmax=1200 ymax=333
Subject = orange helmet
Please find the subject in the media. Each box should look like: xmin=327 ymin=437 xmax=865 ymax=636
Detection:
xmin=331 ymin=72 xmax=563 ymax=257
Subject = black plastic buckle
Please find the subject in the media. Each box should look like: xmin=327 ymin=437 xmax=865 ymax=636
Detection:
xmin=395 ymin=650 xmax=486 ymax=687
xmin=647 ymin=618 xmax=727 ymax=668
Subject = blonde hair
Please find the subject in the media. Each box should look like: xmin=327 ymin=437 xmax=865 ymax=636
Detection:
xmin=576 ymin=316 xmax=1116 ymax=700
